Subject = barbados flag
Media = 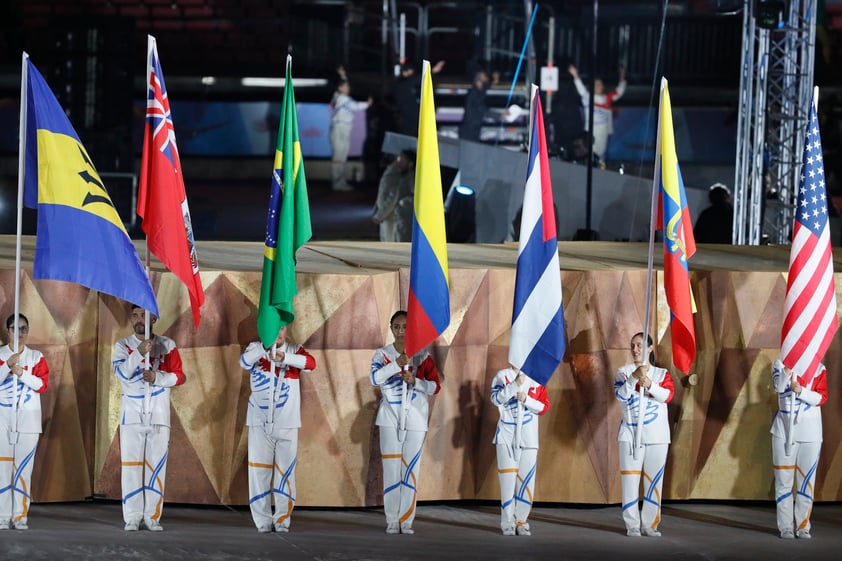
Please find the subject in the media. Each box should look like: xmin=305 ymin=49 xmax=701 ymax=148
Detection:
xmin=655 ymin=79 xmax=696 ymax=373
xmin=22 ymin=56 xmax=158 ymax=315
xmin=508 ymin=87 xmax=565 ymax=385
xmin=405 ymin=60 xmax=449 ymax=358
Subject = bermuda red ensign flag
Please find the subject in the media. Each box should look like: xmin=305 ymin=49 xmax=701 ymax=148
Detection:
xmin=138 ymin=35 xmax=204 ymax=327
xmin=655 ymin=79 xmax=696 ymax=373
xmin=781 ymin=89 xmax=838 ymax=384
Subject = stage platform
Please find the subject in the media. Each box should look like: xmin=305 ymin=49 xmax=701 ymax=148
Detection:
xmin=0 ymin=236 xmax=841 ymax=511
xmin=8 ymin=501 xmax=842 ymax=561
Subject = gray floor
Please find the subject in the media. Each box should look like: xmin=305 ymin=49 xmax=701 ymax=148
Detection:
xmin=3 ymin=501 xmax=841 ymax=560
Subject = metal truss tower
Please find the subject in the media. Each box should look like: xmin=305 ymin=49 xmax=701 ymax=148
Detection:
xmin=733 ymin=0 xmax=817 ymax=245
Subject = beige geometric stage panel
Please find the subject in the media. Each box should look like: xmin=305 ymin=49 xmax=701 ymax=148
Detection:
xmin=3 ymin=247 xmax=842 ymax=506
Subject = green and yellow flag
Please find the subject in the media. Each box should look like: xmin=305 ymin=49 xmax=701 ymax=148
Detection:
xmin=257 ymin=55 xmax=312 ymax=347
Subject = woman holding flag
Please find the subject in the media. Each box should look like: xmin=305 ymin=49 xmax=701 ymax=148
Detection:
xmin=370 ymin=310 xmax=441 ymax=535
xmin=240 ymin=324 xmax=316 ymax=533
xmin=614 ymin=332 xmax=674 ymax=537
xmin=490 ymin=366 xmax=549 ymax=536
xmin=770 ymin=359 xmax=827 ymax=539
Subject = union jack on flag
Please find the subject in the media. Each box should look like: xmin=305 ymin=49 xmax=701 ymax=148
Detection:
xmin=780 ymin=88 xmax=838 ymax=384
xmin=146 ymin=46 xmax=179 ymax=169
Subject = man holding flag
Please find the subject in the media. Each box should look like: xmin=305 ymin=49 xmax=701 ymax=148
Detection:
xmin=491 ymin=87 xmax=561 ymax=537
xmin=242 ymin=55 xmax=316 ymax=533
xmin=771 ymin=88 xmax=836 ymax=540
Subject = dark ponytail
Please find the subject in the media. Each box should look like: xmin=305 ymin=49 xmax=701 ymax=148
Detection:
xmin=632 ymin=332 xmax=655 ymax=365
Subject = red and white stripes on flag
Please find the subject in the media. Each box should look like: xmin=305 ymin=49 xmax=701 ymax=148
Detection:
xmin=780 ymin=90 xmax=838 ymax=384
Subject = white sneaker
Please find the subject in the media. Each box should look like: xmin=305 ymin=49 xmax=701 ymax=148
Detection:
xmin=14 ymin=521 xmax=28 ymax=530
xmin=780 ymin=528 xmax=795 ymax=539
xmin=385 ymin=523 xmax=400 ymax=534
xmin=0 ymin=519 xmax=10 ymax=530
xmin=641 ymin=527 xmax=661 ymax=537
xmin=124 ymin=520 xmax=140 ymax=531
xmin=796 ymin=529 xmax=811 ymax=539
xmin=144 ymin=519 xmax=163 ymax=532
xmin=502 ymin=525 xmax=516 ymax=536
xmin=400 ymin=524 xmax=414 ymax=535
xmin=516 ymin=524 xmax=531 ymax=536
xmin=626 ymin=527 xmax=641 ymax=537
xmin=274 ymin=524 xmax=289 ymax=533
xmin=257 ymin=523 xmax=273 ymax=533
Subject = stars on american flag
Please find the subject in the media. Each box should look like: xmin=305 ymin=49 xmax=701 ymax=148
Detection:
xmin=797 ymin=107 xmax=827 ymax=233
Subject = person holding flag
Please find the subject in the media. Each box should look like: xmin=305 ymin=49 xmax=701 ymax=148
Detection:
xmin=492 ymin=87 xmax=561 ymax=537
xmin=614 ymin=332 xmax=674 ymax=537
xmin=369 ymin=59 xmax=447 ymax=536
xmin=370 ymin=310 xmax=441 ymax=535
xmin=112 ymin=305 xmax=186 ymax=532
xmin=0 ymin=314 xmax=49 ymax=531
xmin=244 ymin=53 xmax=315 ymax=534
xmin=240 ymin=324 xmax=316 ymax=533
xmin=772 ymin=88 xmax=836 ymax=540
xmin=769 ymin=360 xmax=827 ymax=539
xmin=489 ymin=367 xmax=549 ymax=536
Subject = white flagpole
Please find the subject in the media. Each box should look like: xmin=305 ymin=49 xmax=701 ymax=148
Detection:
xmin=11 ymin=52 xmax=30 ymax=444
xmin=635 ymin=78 xmax=667 ymax=459
xmin=267 ymin=343 xmax=277 ymax=430
xmin=141 ymin=35 xmax=154 ymax=428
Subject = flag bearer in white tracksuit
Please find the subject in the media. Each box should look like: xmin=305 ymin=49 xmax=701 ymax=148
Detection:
xmin=240 ymin=324 xmax=316 ymax=533
xmin=0 ymin=314 xmax=49 ymax=531
xmin=614 ymin=332 xmax=674 ymax=538
xmin=490 ymin=366 xmax=550 ymax=536
xmin=370 ymin=310 xmax=441 ymax=535
xmin=113 ymin=305 xmax=186 ymax=532
xmin=770 ymin=358 xmax=827 ymax=540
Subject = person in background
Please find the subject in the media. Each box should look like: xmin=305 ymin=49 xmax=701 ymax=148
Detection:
xmin=614 ymin=332 xmax=674 ymax=538
xmin=0 ymin=313 xmax=49 ymax=531
xmin=370 ymin=310 xmax=441 ymax=535
xmin=393 ymin=61 xmax=445 ymax=136
xmin=694 ymin=183 xmax=734 ymax=244
xmin=330 ymin=78 xmax=373 ymax=192
xmin=373 ymin=150 xmax=416 ymax=242
xmin=113 ymin=305 xmax=185 ymax=532
xmin=240 ymin=324 xmax=317 ymax=533
xmin=770 ymin=359 xmax=827 ymax=539
xmin=459 ymin=69 xmax=491 ymax=142
xmin=569 ymin=64 xmax=627 ymax=161
xmin=490 ymin=364 xmax=550 ymax=536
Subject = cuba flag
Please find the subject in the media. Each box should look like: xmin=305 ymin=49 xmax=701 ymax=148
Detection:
xmin=508 ymin=88 xmax=565 ymax=385
xmin=23 ymin=56 xmax=158 ymax=316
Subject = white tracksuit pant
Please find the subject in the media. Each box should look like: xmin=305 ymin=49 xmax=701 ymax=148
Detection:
xmin=619 ymin=442 xmax=668 ymax=532
xmin=330 ymin=123 xmax=352 ymax=191
xmin=496 ymin=444 xmax=537 ymax=530
xmin=772 ymin=436 xmax=821 ymax=533
xmin=380 ymin=427 xmax=426 ymax=528
xmin=0 ymin=431 xmax=39 ymax=526
xmin=248 ymin=425 xmax=298 ymax=530
xmin=120 ymin=424 xmax=171 ymax=525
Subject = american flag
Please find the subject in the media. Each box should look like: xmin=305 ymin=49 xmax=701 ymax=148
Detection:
xmin=780 ymin=90 xmax=838 ymax=384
